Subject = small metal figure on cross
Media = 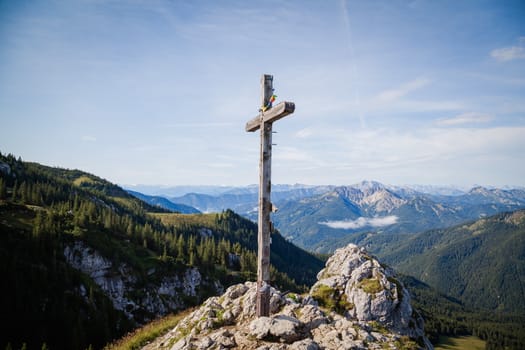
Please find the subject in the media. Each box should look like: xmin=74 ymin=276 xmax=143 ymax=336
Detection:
xmin=245 ymin=75 xmax=295 ymax=317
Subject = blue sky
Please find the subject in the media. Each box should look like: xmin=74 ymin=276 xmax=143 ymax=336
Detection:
xmin=1 ymin=0 xmax=524 ymax=187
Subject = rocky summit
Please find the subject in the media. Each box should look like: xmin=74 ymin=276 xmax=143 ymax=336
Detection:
xmin=144 ymin=244 xmax=433 ymax=350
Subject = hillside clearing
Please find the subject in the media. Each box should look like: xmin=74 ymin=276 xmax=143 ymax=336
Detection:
xmin=434 ymin=335 xmax=485 ymax=350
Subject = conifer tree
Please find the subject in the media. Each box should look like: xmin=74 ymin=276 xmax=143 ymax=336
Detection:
xmin=11 ymin=180 xmax=18 ymax=201
xmin=176 ymin=234 xmax=185 ymax=262
xmin=126 ymin=222 xmax=134 ymax=237
xmin=0 ymin=177 xmax=6 ymax=199
xmin=162 ymin=244 xmax=168 ymax=261
xmin=188 ymin=236 xmax=197 ymax=266
xmin=33 ymin=211 xmax=44 ymax=238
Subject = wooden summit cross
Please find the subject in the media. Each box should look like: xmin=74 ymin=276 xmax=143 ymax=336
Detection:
xmin=245 ymin=74 xmax=295 ymax=317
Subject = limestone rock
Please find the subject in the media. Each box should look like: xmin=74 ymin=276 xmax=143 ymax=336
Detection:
xmin=311 ymin=244 xmax=426 ymax=341
xmin=248 ymin=317 xmax=272 ymax=339
xmin=288 ymin=339 xmax=319 ymax=350
xmin=268 ymin=315 xmax=302 ymax=343
xmin=63 ymin=240 xmax=222 ymax=324
xmin=143 ymin=244 xmax=433 ymax=350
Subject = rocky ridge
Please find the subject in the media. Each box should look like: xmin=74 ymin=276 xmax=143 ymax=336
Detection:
xmin=144 ymin=244 xmax=433 ymax=350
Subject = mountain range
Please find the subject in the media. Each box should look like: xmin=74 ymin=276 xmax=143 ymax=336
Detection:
xmin=127 ymin=190 xmax=202 ymax=214
xmin=127 ymin=181 xmax=525 ymax=253
xmin=2 ymin=152 xmax=524 ymax=349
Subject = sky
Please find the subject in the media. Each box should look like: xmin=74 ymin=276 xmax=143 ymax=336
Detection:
xmin=1 ymin=0 xmax=524 ymax=188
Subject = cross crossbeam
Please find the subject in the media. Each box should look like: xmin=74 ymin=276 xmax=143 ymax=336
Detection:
xmin=245 ymin=101 xmax=295 ymax=132
xmin=245 ymin=74 xmax=295 ymax=317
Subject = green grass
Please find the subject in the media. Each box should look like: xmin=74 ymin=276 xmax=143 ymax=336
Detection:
xmin=103 ymin=310 xmax=192 ymax=350
xmin=311 ymin=284 xmax=354 ymax=314
xmin=311 ymin=284 xmax=338 ymax=310
xmin=152 ymin=213 xmax=217 ymax=227
xmin=359 ymin=277 xmax=383 ymax=294
xmin=0 ymin=201 xmax=35 ymax=230
xmin=393 ymin=335 xmax=420 ymax=350
xmin=434 ymin=335 xmax=485 ymax=350
xmin=73 ymin=175 xmax=97 ymax=186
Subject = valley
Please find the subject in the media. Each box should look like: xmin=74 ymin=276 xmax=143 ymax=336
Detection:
xmin=1 ymin=153 xmax=524 ymax=349
xmin=129 ymin=181 xmax=525 ymax=349
xmin=136 ymin=181 xmax=525 ymax=254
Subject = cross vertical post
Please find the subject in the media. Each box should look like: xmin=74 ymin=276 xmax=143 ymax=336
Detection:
xmin=245 ymin=74 xmax=295 ymax=317
xmin=257 ymin=74 xmax=273 ymax=317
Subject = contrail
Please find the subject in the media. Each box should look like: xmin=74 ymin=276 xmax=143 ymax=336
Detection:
xmin=340 ymin=0 xmax=366 ymax=129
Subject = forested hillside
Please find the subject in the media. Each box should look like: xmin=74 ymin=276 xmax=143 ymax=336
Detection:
xmin=334 ymin=211 xmax=525 ymax=309
xmin=380 ymin=210 xmax=525 ymax=314
xmin=338 ymin=210 xmax=525 ymax=349
xmin=401 ymin=275 xmax=525 ymax=350
xmin=0 ymin=152 xmax=323 ymax=350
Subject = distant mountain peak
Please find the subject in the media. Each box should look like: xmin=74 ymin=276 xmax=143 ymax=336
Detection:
xmin=353 ymin=180 xmax=386 ymax=191
xmin=333 ymin=182 xmax=405 ymax=213
xmin=469 ymin=185 xmax=489 ymax=193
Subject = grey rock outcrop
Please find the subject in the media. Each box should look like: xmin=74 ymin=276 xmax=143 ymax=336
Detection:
xmin=312 ymin=244 xmax=423 ymax=338
xmin=143 ymin=244 xmax=433 ymax=350
xmin=64 ymin=240 xmax=223 ymax=324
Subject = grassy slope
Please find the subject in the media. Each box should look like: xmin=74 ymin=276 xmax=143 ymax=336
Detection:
xmin=103 ymin=309 xmax=194 ymax=350
xmin=153 ymin=212 xmax=218 ymax=227
xmin=434 ymin=335 xmax=485 ymax=350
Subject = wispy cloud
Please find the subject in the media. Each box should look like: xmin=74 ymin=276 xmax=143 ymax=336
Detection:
xmin=319 ymin=215 xmax=398 ymax=230
xmin=436 ymin=112 xmax=493 ymax=126
xmin=274 ymin=146 xmax=312 ymax=162
xmin=491 ymin=37 xmax=525 ymax=62
xmin=295 ymin=128 xmax=314 ymax=138
xmin=208 ymin=163 xmax=234 ymax=168
xmin=288 ymin=125 xmax=525 ymax=186
xmin=375 ymin=77 xmax=431 ymax=103
xmin=163 ymin=122 xmax=235 ymax=128
xmin=81 ymin=135 xmax=97 ymax=142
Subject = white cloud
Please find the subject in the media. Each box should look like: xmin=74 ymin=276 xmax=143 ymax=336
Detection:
xmin=295 ymin=128 xmax=314 ymax=138
xmin=281 ymin=124 xmax=525 ymax=186
xmin=319 ymin=216 xmax=399 ymax=230
xmin=81 ymin=135 xmax=97 ymax=142
xmin=208 ymin=163 xmax=234 ymax=168
xmin=491 ymin=37 xmax=525 ymax=62
xmin=375 ymin=77 xmax=431 ymax=103
xmin=163 ymin=122 xmax=235 ymax=128
xmin=436 ymin=112 xmax=493 ymax=126
xmin=274 ymin=146 xmax=312 ymax=162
